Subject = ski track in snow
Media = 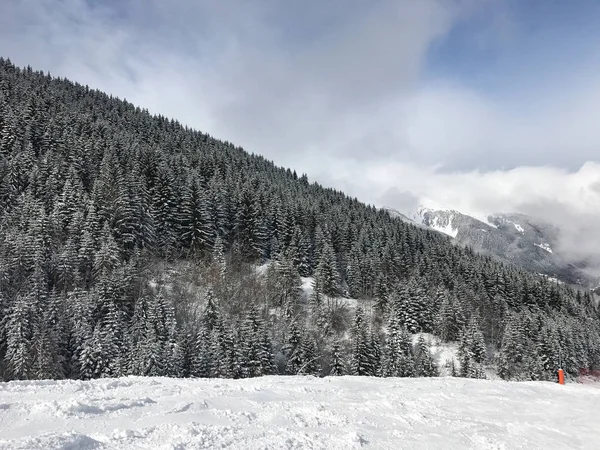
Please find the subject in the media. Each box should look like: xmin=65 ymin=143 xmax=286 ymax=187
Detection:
xmin=1 ymin=376 xmax=600 ymax=449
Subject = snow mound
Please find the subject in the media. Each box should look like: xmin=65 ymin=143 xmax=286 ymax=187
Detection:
xmin=33 ymin=397 xmax=156 ymax=418
xmin=2 ymin=376 xmax=600 ymax=449
xmin=1 ymin=432 xmax=102 ymax=450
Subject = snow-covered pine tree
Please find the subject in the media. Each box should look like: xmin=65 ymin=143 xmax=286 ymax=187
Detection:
xmin=329 ymin=342 xmax=346 ymax=376
xmin=93 ymin=224 xmax=120 ymax=280
xmin=212 ymin=235 xmax=227 ymax=281
xmin=457 ymin=317 xmax=486 ymax=379
xmin=314 ymin=239 xmax=341 ymax=298
xmin=202 ymin=288 xmax=220 ymax=332
xmin=171 ymin=329 xmax=195 ymax=378
xmin=3 ymin=293 xmax=34 ymax=380
xmin=192 ymin=326 xmax=213 ymax=378
xmin=242 ymin=313 xmax=262 ymax=378
xmin=382 ymin=306 xmax=403 ymax=377
xmin=97 ymin=301 xmax=128 ymax=377
xmin=414 ymin=335 xmax=438 ymax=377
xmin=179 ymin=174 xmax=214 ymax=256
xmin=234 ymin=186 xmax=261 ymax=259
xmin=351 ymin=308 xmax=377 ymax=376
xmin=284 ymin=320 xmax=303 ymax=375
xmin=298 ymin=336 xmax=320 ymax=376
xmin=30 ymin=293 xmax=65 ymax=380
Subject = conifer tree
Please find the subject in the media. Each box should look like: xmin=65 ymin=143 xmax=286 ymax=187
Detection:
xmin=314 ymin=240 xmax=341 ymax=297
xmin=93 ymin=224 xmax=120 ymax=279
xmin=192 ymin=327 xmax=213 ymax=378
xmin=457 ymin=316 xmax=487 ymax=379
xmin=284 ymin=321 xmax=303 ymax=375
xmin=497 ymin=313 xmax=526 ymax=380
xmin=3 ymin=293 xmax=34 ymax=380
xmin=351 ymin=308 xmax=376 ymax=376
xmin=413 ymin=336 xmax=438 ymax=377
xmin=329 ymin=342 xmax=346 ymax=376
xmin=212 ymin=235 xmax=227 ymax=281
xmin=298 ymin=337 xmax=320 ymax=376
xmin=202 ymin=289 xmax=220 ymax=332
xmin=235 ymin=186 xmax=260 ymax=258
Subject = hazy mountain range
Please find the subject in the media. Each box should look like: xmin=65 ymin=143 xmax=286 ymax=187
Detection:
xmin=387 ymin=206 xmax=598 ymax=289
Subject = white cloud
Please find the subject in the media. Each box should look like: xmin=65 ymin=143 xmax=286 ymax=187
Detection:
xmin=400 ymin=77 xmax=600 ymax=171
xmin=333 ymin=160 xmax=600 ymax=269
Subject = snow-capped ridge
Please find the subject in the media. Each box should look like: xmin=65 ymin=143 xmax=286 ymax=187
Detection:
xmin=410 ymin=206 xmax=460 ymax=238
xmin=391 ymin=205 xmax=594 ymax=286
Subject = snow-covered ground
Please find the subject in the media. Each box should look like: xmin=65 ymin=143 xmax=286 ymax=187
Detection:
xmin=411 ymin=333 xmax=460 ymax=376
xmin=1 ymin=376 xmax=599 ymax=449
xmin=299 ymin=276 xmax=359 ymax=309
xmin=535 ymin=242 xmax=553 ymax=253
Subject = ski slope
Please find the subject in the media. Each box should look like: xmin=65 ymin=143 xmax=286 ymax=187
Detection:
xmin=1 ymin=376 xmax=599 ymax=449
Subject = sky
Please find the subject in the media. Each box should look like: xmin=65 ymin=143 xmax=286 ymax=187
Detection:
xmin=1 ymin=0 xmax=600 ymax=266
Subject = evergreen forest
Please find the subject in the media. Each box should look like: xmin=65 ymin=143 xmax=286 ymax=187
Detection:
xmin=1 ymin=58 xmax=599 ymax=383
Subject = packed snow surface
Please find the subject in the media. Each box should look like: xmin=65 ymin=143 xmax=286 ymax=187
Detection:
xmin=1 ymin=376 xmax=599 ymax=449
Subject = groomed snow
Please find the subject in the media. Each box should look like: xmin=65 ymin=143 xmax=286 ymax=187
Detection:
xmin=1 ymin=376 xmax=599 ymax=449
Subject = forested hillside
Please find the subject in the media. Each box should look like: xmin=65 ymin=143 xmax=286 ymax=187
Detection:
xmin=0 ymin=58 xmax=599 ymax=383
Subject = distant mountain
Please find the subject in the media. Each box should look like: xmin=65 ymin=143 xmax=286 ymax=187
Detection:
xmin=388 ymin=206 xmax=593 ymax=287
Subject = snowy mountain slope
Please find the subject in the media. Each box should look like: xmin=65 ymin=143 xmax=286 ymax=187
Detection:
xmin=1 ymin=376 xmax=599 ymax=450
xmin=410 ymin=206 xmax=466 ymax=238
xmin=382 ymin=207 xmax=429 ymax=229
xmin=392 ymin=205 xmax=593 ymax=286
